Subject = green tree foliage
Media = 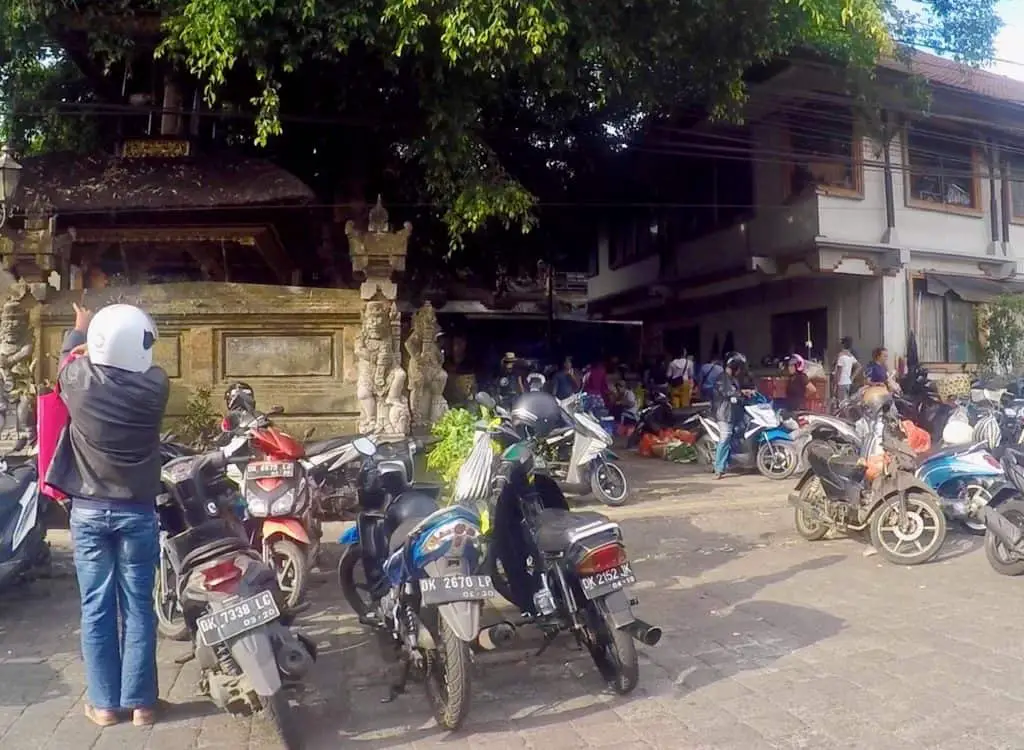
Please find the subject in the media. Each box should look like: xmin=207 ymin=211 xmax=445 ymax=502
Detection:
xmin=979 ymin=294 xmax=1024 ymax=374
xmin=0 ymin=0 xmax=1003 ymax=240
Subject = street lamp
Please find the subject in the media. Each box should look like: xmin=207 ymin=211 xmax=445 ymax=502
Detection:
xmin=0 ymin=144 xmax=23 ymax=230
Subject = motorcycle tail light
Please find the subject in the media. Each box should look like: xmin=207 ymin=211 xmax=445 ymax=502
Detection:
xmin=985 ymin=454 xmax=1001 ymax=470
xmin=576 ymin=542 xmax=628 ymax=576
xmin=200 ymin=559 xmax=243 ymax=593
xmin=797 ymin=416 xmax=808 ymax=427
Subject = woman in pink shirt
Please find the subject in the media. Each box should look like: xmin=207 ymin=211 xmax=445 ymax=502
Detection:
xmin=583 ymin=359 xmax=610 ymax=406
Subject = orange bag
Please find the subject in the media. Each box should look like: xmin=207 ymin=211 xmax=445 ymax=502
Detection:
xmin=901 ymin=420 xmax=931 ymax=454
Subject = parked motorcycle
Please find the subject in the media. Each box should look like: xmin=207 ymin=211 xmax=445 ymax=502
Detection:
xmin=337 ymin=436 xmax=493 ymax=730
xmin=976 ymin=448 xmax=1024 ymax=576
xmin=914 ymin=441 xmax=1013 ymax=535
xmin=691 ymin=394 xmax=797 ymax=480
xmin=540 ymin=408 xmax=630 ymax=506
xmin=789 ymin=414 xmax=948 ymax=565
xmin=158 ymin=447 xmax=317 ymax=749
xmin=465 ymin=392 xmax=661 ymax=695
xmin=0 ymin=458 xmax=51 ymax=593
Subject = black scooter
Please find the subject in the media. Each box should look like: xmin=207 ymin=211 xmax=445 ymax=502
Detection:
xmin=0 ymin=457 xmax=50 ymax=593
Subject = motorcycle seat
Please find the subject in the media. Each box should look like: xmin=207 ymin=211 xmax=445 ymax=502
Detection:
xmin=385 ymin=490 xmax=441 ymax=553
xmin=0 ymin=465 xmax=37 ymax=512
xmin=535 ymin=508 xmax=609 ymax=553
xmin=305 ymin=435 xmax=360 ymax=456
xmin=919 ymin=442 xmax=984 ymax=462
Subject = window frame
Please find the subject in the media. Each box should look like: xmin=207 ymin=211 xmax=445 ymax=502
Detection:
xmin=780 ymin=108 xmax=865 ymax=201
xmin=912 ymin=280 xmax=979 ymax=365
xmin=903 ymin=125 xmax=984 ymax=217
xmin=607 ymin=213 xmax=661 ymax=271
xmin=1004 ymin=151 xmax=1024 ymax=225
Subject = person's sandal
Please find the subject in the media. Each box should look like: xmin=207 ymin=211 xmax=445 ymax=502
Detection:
xmin=84 ymin=704 xmax=119 ymax=727
xmin=132 ymin=707 xmax=158 ymax=727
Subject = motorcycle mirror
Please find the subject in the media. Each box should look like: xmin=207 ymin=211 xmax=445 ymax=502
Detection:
xmin=475 ymin=391 xmax=496 ymax=409
xmin=353 ymin=436 xmax=377 ymax=457
xmin=268 ymin=405 xmax=285 ymax=416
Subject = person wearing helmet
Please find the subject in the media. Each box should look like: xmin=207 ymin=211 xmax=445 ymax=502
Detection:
xmin=712 ymin=354 xmax=753 ymax=479
xmin=48 ymin=302 xmax=169 ymax=728
xmin=784 ymin=354 xmax=817 ymax=411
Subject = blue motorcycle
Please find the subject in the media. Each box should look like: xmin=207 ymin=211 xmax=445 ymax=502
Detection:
xmin=690 ymin=392 xmax=798 ymax=479
xmin=915 ymin=442 xmax=1018 ymax=535
xmin=337 ymin=436 xmax=497 ymax=730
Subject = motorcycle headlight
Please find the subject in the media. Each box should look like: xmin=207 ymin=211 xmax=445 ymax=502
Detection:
xmin=247 ymin=497 xmax=269 ymax=517
xmin=270 ymin=493 xmax=296 ymax=516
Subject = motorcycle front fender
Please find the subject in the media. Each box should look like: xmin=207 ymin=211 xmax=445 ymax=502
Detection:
xmin=263 ymin=518 xmax=311 ymax=546
xmin=228 ymin=628 xmax=283 ymax=697
xmin=436 ymin=601 xmax=482 ymax=643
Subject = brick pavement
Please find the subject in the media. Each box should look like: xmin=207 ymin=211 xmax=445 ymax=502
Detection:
xmin=4 ymin=461 xmax=1024 ymax=749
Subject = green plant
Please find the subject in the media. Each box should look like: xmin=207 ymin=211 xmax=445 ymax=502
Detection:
xmin=426 ymin=408 xmax=479 ymax=495
xmin=978 ymin=294 xmax=1024 ymax=374
xmin=175 ymin=386 xmax=222 ymax=449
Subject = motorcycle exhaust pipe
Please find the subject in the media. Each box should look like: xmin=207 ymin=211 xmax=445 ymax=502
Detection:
xmin=625 ymin=619 xmax=662 ymax=647
xmin=476 ymin=621 xmax=517 ymax=651
xmin=981 ymin=506 xmax=1024 ymax=551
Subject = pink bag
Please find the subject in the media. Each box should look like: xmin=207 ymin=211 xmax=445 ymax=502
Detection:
xmin=37 ymin=353 xmax=80 ymax=502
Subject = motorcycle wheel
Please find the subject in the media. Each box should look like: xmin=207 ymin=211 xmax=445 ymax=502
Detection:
xmin=154 ymin=556 xmax=189 ymax=642
xmin=262 ymin=691 xmax=304 ymax=750
xmin=869 ymin=490 xmax=947 ymax=566
xmin=581 ymin=604 xmax=638 ymax=695
xmin=424 ymin=617 xmax=471 ymax=730
xmin=591 ymin=462 xmax=629 ymax=506
xmin=269 ymin=539 xmax=308 ymax=610
xmin=695 ymin=436 xmax=716 ymax=470
xmin=337 ymin=543 xmax=373 ymax=619
xmin=756 ymin=441 xmax=797 ymax=481
xmin=794 ymin=477 xmax=829 ymax=541
xmin=984 ymin=500 xmax=1024 ymax=576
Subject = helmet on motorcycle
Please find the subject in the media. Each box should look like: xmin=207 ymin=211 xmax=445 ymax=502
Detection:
xmin=510 ymin=391 xmax=566 ymax=438
xmin=787 ymin=354 xmax=807 ymax=373
xmin=87 ymin=304 xmax=158 ymax=373
xmin=725 ymin=352 xmax=748 ymax=373
xmin=860 ymin=385 xmax=893 ymax=415
xmin=224 ymin=381 xmax=256 ymax=413
xmin=942 ymin=419 xmax=975 ymax=446
xmin=973 ymin=414 xmax=1002 ymax=451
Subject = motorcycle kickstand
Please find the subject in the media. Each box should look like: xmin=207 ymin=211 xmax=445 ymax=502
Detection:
xmin=534 ymin=629 xmax=558 ymax=658
xmin=382 ymin=659 xmax=411 ymax=704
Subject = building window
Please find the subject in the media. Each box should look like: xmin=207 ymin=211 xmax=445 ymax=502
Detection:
xmin=904 ymin=127 xmax=981 ymax=214
xmin=915 ymin=285 xmax=978 ymax=363
xmin=783 ymin=105 xmax=863 ymax=200
xmin=608 ymin=214 xmax=659 ymax=270
xmin=1007 ymin=153 xmax=1024 ymax=223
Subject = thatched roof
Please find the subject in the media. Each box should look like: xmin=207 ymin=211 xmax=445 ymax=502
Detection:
xmin=18 ymin=151 xmax=316 ymax=213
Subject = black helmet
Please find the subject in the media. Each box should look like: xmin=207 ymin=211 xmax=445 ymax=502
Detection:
xmin=725 ymin=352 xmax=748 ymax=372
xmin=224 ymin=381 xmax=256 ymax=413
xmin=510 ymin=391 xmax=566 ymax=438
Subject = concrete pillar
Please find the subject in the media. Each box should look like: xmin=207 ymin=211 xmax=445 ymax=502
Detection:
xmin=881 ymin=267 xmax=909 ymax=360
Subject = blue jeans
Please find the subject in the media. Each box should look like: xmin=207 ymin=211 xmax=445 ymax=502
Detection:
xmin=70 ymin=506 xmax=159 ymax=711
xmin=714 ymin=421 xmax=733 ymax=475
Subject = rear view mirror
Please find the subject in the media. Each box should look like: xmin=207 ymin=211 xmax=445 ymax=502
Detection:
xmin=475 ymin=391 xmax=496 ymax=410
xmin=353 ymin=436 xmax=377 ymax=457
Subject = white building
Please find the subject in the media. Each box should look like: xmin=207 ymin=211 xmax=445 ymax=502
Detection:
xmin=587 ymin=51 xmax=1024 ymax=373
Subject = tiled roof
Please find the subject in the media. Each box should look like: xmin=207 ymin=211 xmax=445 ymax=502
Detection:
xmin=879 ymin=49 xmax=1024 ymax=106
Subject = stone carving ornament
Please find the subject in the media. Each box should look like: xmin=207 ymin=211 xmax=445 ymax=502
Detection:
xmin=0 ymin=280 xmax=37 ymax=448
xmin=355 ymin=299 xmax=410 ymax=435
xmin=405 ymin=302 xmax=448 ymax=427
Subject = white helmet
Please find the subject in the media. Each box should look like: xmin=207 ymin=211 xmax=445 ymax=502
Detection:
xmin=942 ymin=419 xmax=975 ymax=446
xmin=86 ymin=304 xmax=158 ymax=373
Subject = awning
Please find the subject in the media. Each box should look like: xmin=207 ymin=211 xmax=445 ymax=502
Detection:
xmin=924 ymin=273 xmax=1024 ymax=303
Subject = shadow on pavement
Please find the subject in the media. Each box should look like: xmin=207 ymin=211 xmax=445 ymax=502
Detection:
xmin=0 ymin=660 xmax=69 ymax=706
xmin=294 ymin=527 xmax=847 ymax=748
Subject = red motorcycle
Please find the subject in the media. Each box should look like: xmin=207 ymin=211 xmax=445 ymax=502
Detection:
xmin=226 ymin=407 xmax=322 ymax=611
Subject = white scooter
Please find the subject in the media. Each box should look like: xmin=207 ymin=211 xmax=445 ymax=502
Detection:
xmin=542 ymin=407 xmax=630 ymax=506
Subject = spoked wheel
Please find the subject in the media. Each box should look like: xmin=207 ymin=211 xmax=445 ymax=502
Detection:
xmin=960 ymin=485 xmax=992 ymax=536
xmin=869 ymin=490 xmax=947 ymax=565
xmin=793 ymin=477 xmax=829 ymax=542
xmin=423 ymin=618 xmax=472 ymax=730
xmin=756 ymin=441 xmax=797 ymax=480
xmin=695 ymin=436 xmax=716 ymax=470
xmin=580 ymin=604 xmax=638 ymax=695
xmin=155 ymin=551 xmax=189 ymax=641
xmin=984 ymin=499 xmax=1024 ymax=576
xmin=269 ymin=539 xmax=308 ymax=610
xmin=591 ymin=461 xmax=629 ymax=506
xmin=337 ymin=543 xmax=374 ymax=619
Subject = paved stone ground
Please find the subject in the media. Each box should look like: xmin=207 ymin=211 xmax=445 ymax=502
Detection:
xmin=5 ymin=459 xmax=1024 ymax=749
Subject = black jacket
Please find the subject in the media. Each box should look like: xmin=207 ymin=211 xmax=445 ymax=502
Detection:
xmin=46 ymin=330 xmax=170 ymax=503
xmin=712 ymin=371 xmax=741 ymax=423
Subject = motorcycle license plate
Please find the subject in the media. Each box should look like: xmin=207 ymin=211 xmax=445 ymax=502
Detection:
xmin=420 ymin=575 xmax=497 ymax=606
xmin=246 ymin=462 xmax=295 ymax=479
xmin=579 ymin=564 xmax=637 ymax=600
xmin=196 ymin=590 xmax=280 ymax=647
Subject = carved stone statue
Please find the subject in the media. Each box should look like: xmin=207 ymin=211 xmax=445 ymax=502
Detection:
xmin=405 ymin=302 xmax=448 ymax=427
xmin=0 ymin=280 xmax=37 ymax=449
xmin=355 ymin=299 xmax=409 ymax=435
